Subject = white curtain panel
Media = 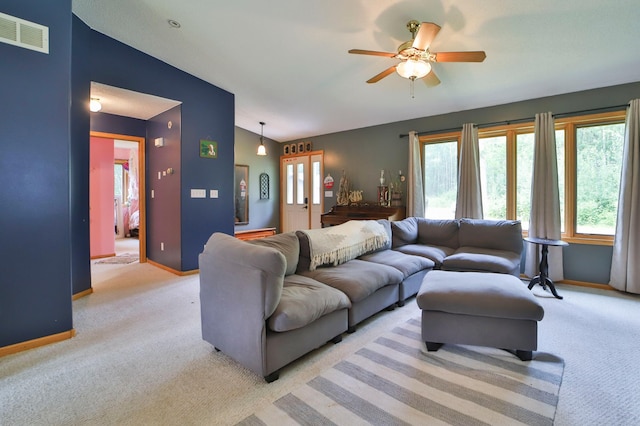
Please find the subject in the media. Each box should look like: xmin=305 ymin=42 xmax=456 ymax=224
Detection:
xmin=407 ymin=131 xmax=425 ymax=217
xmin=526 ymin=112 xmax=564 ymax=281
xmin=455 ymin=123 xmax=483 ymax=219
xmin=609 ymin=99 xmax=640 ymax=294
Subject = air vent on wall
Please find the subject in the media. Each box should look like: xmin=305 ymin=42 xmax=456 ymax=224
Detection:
xmin=0 ymin=12 xmax=49 ymax=54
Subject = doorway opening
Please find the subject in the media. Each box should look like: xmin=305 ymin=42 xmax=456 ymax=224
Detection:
xmin=90 ymin=131 xmax=147 ymax=263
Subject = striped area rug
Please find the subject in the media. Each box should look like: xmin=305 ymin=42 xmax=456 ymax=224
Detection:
xmin=239 ymin=317 xmax=564 ymax=426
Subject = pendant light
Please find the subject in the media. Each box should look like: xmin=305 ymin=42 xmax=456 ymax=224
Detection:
xmin=257 ymin=121 xmax=267 ymax=156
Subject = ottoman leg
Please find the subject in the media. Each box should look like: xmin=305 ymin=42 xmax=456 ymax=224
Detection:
xmin=425 ymin=341 xmax=443 ymax=352
xmin=516 ymin=350 xmax=533 ymax=361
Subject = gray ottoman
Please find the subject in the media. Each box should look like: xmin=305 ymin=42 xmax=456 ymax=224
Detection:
xmin=416 ymin=270 xmax=544 ymax=361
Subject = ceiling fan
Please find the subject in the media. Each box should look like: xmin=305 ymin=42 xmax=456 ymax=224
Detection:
xmin=348 ymin=20 xmax=486 ymax=87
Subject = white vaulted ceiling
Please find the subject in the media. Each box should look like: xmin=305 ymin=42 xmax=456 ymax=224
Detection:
xmin=73 ymin=0 xmax=640 ymax=142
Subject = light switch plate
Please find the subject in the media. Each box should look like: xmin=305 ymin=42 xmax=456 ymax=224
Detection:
xmin=191 ymin=189 xmax=206 ymax=198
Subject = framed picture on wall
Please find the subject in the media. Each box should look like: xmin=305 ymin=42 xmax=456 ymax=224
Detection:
xmin=290 ymin=143 xmax=297 ymax=155
xmin=298 ymin=142 xmax=305 ymax=154
xmin=284 ymin=144 xmax=290 ymax=155
xmin=305 ymin=141 xmax=313 ymax=152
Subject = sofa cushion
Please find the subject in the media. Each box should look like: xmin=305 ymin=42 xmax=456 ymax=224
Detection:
xmin=391 ymin=217 xmax=418 ymax=248
xmin=458 ymin=218 xmax=523 ymax=254
xmin=394 ymin=243 xmax=455 ymax=267
xmin=416 ymin=218 xmax=459 ymax=249
xmin=268 ymin=274 xmax=351 ymax=332
xmin=372 ymin=219 xmax=393 ymax=252
xmin=201 ymin=232 xmax=285 ymax=319
xmin=249 ymin=232 xmax=299 ymax=276
xmin=417 ymin=270 xmax=544 ymax=321
xmin=443 ymin=246 xmax=522 ymax=275
xmin=300 ymin=259 xmax=403 ymax=303
xmin=359 ymin=249 xmax=435 ymax=278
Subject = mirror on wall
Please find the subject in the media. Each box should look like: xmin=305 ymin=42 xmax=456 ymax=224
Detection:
xmin=235 ymin=164 xmax=249 ymax=225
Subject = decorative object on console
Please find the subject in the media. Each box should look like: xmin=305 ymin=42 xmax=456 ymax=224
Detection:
xmin=348 ymin=190 xmax=363 ymax=203
xmin=378 ymin=185 xmax=390 ymax=206
xmin=336 ymin=170 xmax=350 ymax=206
xmin=390 ymin=170 xmax=404 ymax=207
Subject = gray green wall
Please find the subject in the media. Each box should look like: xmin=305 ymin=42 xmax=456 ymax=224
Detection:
xmin=234 ymin=127 xmax=281 ymax=232
xmin=289 ymin=81 xmax=640 ymax=285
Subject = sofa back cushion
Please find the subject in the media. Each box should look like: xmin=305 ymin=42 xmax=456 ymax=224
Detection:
xmin=248 ymin=232 xmax=299 ymax=276
xmin=458 ymin=218 xmax=523 ymax=254
xmin=391 ymin=217 xmax=418 ymax=248
xmin=416 ymin=218 xmax=460 ymax=249
xmin=201 ymin=232 xmax=285 ymax=319
xmin=374 ymin=219 xmax=392 ymax=251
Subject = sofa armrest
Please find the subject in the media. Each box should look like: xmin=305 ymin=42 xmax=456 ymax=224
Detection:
xmin=199 ymin=233 xmax=286 ymax=376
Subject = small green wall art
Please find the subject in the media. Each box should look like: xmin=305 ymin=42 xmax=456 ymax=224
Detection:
xmin=200 ymin=140 xmax=218 ymax=158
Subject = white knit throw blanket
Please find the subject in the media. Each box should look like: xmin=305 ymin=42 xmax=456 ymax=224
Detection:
xmin=300 ymin=220 xmax=389 ymax=270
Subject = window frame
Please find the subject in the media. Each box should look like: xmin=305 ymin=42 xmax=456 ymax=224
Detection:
xmin=418 ymin=110 xmax=626 ymax=246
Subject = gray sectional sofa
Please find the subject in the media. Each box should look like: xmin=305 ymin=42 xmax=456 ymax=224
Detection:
xmin=199 ymin=217 xmax=523 ymax=382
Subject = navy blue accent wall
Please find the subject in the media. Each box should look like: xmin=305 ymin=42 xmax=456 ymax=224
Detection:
xmin=90 ymin=113 xmax=147 ymax=137
xmin=0 ymin=0 xmax=73 ymax=346
xmin=85 ymin=27 xmax=235 ymax=272
xmin=147 ymin=106 xmax=182 ymax=270
xmin=71 ymin=15 xmax=92 ymax=295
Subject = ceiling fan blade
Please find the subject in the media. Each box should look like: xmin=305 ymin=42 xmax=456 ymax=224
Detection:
xmin=422 ymin=70 xmax=441 ymax=87
xmin=367 ymin=66 xmax=397 ymax=83
xmin=348 ymin=49 xmax=396 ymax=58
xmin=412 ymin=22 xmax=441 ymax=51
xmin=434 ymin=51 xmax=487 ymax=62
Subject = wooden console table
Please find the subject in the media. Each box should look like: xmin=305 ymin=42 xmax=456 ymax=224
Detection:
xmin=235 ymin=227 xmax=276 ymax=241
xmin=321 ymin=203 xmax=405 ymax=227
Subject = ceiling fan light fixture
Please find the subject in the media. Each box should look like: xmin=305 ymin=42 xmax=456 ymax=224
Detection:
xmin=89 ymin=98 xmax=102 ymax=112
xmin=396 ymin=59 xmax=431 ymax=80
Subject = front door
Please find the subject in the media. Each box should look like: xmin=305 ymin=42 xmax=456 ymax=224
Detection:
xmin=281 ymin=152 xmax=323 ymax=232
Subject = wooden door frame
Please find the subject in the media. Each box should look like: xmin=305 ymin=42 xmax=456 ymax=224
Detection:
xmin=90 ymin=131 xmax=147 ymax=262
xmin=279 ymin=150 xmax=324 ymax=231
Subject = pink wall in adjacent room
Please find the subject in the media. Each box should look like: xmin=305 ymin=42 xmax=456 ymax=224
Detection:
xmin=90 ymin=136 xmax=115 ymax=257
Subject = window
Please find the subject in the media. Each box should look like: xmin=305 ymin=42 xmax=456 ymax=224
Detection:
xmin=423 ymin=138 xmax=458 ymax=219
xmin=478 ymin=135 xmax=507 ymax=220
xmin=574 ymin=122 xmax=624 ymax=235
xmin=286 ymin=163 xmax=293 ymax=204
xmin=419 ymin=110 xmax=625 ymax=245
xmin=312 ymin=160 xmax=321 ymax=204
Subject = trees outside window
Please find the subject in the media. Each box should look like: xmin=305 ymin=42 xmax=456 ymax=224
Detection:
xmin=419 ymin=111 xmax=624 ymax=245
xmin=423 ymin=139 xmax=458 ymax=219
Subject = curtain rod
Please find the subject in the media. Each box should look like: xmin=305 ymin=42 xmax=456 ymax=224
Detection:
xmin=398 ymin=103 xmax=629 ymax=138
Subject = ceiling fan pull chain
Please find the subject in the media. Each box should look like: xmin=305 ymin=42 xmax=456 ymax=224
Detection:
xmin=410 ymin=77 xmax=415 ymax=99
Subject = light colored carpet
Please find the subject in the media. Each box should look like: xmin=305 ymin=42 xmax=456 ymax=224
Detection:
xmin=240 ymin=317 xmax=564 ymax=425
xmin=1 ymin=262 xmax=639 ymax=425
